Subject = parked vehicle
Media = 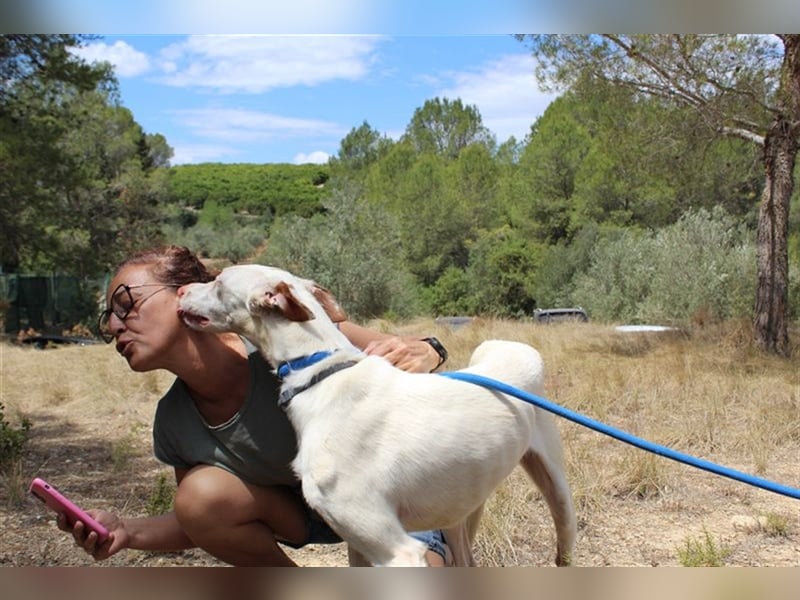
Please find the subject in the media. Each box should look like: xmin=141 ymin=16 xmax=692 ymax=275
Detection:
xmin=533 ymin=307 xmax=589 ymax=324
xmin=20 ymin=335 xmax=101 ymax=349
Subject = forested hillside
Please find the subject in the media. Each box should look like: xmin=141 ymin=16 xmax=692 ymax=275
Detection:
xmin=168 ymin=162 xmax=329 ymax=218
xmin=2 ymin=35 xmax=799 ymax=350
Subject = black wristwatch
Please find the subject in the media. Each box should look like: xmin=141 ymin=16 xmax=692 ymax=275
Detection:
xmin=422 ymin=337 xmax=448 ymax=371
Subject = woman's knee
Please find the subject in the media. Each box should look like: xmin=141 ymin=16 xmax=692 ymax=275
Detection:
xmin=174 ymin=465 xmax=239 ymax=530
xmin=173 ymin=465 xmax=310 ymax=547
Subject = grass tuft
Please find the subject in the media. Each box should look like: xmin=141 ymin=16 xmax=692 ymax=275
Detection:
xmin=677 ymin=527 xmax=733 ymax=567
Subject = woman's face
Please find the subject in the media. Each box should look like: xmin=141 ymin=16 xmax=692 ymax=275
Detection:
xmin=104 ymin=264 xmax=184 ymax=371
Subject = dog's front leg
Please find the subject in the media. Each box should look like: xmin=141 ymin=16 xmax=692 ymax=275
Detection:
xmin=346 ymin=542 xmax=429 ymax=567
xmin=347 ymin=546 xmax=371 ymax=567
xmin=334 ymin=514 xmax=429 ymax=566
xmin=300 ymin=455 xmax=430 ymax=566
xmin=308 ymin=495 xmax=429 ymax=566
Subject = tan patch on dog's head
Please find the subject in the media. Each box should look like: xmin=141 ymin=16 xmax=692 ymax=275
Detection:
xmin=249 ymin=281 xmax=315 ymax=322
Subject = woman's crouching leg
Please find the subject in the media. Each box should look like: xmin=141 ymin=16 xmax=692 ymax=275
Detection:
xmin=174 ymin=465 xmax=309 ymax=566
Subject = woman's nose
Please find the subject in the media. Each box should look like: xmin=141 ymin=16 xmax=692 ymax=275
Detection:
xmin=108 ymin=311 xmax=126 ymax=331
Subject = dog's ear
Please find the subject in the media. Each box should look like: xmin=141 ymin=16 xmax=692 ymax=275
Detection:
xmin=311 ymin=284 xmax=347 ymax=323
xmin=249 ymin=281 xmax=315 ymax=322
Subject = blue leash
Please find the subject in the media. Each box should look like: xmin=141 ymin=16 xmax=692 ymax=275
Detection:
xmin=440 ymin=371 xmax=800 ymax=501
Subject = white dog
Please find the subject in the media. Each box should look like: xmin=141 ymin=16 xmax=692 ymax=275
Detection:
xmin=178 ymin=265 xmax=577 ymax=567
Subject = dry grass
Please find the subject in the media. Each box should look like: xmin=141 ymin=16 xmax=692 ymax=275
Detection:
xmin=1 ymin=319 xmax=799 ymax=566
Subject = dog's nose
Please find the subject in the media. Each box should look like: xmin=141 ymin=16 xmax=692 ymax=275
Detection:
xmin=176 ymin=286 xmax=187 ymax=297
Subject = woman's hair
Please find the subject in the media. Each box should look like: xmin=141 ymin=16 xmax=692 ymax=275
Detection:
xmin=116 ymin=246 xmax=217 ymax=285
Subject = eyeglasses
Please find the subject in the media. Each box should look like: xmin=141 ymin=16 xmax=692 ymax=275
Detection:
xmin=97 ymin=283 xmax=179 ymax=343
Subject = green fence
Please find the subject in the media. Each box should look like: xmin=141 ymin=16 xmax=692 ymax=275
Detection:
xmin=0 ymin=274 xmax=108 ymax=334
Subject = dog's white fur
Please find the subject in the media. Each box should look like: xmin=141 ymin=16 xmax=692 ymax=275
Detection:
xmin=179 ymin=265 xmax=576 ymax=567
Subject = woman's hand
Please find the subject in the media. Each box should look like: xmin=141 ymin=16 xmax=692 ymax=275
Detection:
xmin=339 ymin=321 xmax=445 ymax=373
xmin=57 ymin=509 xmax=128 ymax=561
xmin=363 ymin=337 xmax=440 ymax=373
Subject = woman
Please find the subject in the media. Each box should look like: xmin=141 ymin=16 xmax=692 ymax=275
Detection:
xmin=61 ymin=245 xmax=451 ymax=566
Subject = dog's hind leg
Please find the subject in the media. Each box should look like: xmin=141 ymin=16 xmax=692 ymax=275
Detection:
xmin=520 ymin=413 xmax=577 ymax=566
xmin=442 ymin=503 xmax=484 ymax=566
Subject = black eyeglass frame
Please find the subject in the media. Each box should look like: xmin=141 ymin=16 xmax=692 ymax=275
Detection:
xmin=97 ymin=283 xmax=180 ymax=343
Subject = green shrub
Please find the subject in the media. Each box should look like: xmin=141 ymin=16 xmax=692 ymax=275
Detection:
xmin=256 ymin=182 xmax=420 ymax=319
xmin=465 ymin=226 xmax=542 ymax=316
xmin=162 ymin=220 xmax=267 ymax=263
xmin=789 ymin=233 xmax=800 ymax=320
xmin=572 ymin=228 xmax=652 ymax=321
xmin=1 ymin=401 xmax=31 ymax=506
xmin=573 ymin=208 xmax=756 ymax=324
xmin=533 ymin=224 xmax=602 ymax=308
xmin=146 ymin=471 xmax=175 ymax=516
xmin=0 ymin=402 xmax=31 ymax=473
xmin=423 ymin=266 xmax=476 ymax=316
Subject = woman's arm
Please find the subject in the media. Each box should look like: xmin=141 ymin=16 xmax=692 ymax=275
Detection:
xmin=61 ymin=508 xmax=194 ymax=560
xmin=62 ymin=468 xmax=196 ymax=560
xmin=339 ymin=321 xmax=446 ymax=373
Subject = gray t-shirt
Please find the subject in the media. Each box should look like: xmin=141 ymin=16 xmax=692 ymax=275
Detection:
xmin=152 ymin=350 xmax=300 ymax=488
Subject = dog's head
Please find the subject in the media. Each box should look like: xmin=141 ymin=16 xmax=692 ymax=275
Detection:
xmin=178 ymin=265 xmax=346 ymax=337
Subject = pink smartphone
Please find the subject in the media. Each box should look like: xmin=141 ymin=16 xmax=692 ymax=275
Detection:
xmin=29 ymin=477 xmax=110 ymax=543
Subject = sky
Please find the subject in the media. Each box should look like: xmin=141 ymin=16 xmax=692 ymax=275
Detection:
xmin=11 ymin=1 xmax=792 ymax=165
xmin=71 ymin=34 xmax=556 ymax=166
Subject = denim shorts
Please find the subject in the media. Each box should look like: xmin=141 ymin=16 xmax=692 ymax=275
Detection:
xmin=284 ymin=503 xmax=448 ymax=561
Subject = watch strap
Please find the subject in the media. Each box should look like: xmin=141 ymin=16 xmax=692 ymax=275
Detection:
xmin=422 ymin=336 xmax=448 ymax=371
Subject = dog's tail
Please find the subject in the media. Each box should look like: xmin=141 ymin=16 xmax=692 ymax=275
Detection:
xmin=466 ymin=339 xmax=577 ymax=565
xmin=466 ymin=340 xmax=545 ymax=393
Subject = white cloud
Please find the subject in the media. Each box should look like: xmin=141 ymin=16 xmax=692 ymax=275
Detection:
xmin=170 ymin=143 xmax=242 ymax=165
xmin=71 ymin=40 xmax=151 ymax=78
xmin=437 ymin=53 xmax=556 ymax=142
xmin=170 ymin=107 xmax=345 ymax=143
xmin=155 ymin=35 xmax=385 ymax=93
xmin=293 ymin=151 xmax=330 ymax=164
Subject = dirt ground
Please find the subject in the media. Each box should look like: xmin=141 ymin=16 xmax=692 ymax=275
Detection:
xmin=1 ymin=332 xmax=799 ymax=567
